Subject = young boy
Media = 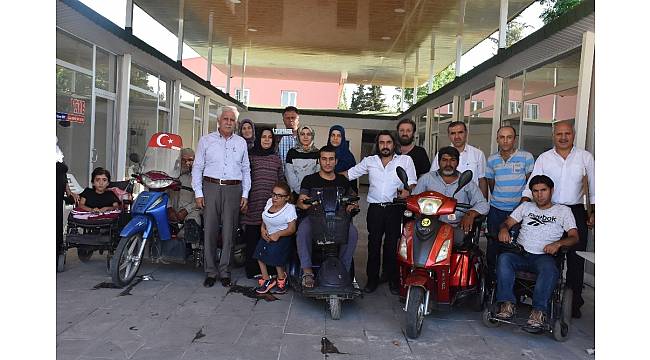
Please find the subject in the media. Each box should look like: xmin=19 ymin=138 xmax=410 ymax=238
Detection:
xmin=78 ymin=167 xmax=119 ymax=214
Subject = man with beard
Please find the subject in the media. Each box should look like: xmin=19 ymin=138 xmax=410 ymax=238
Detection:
xmin=342 ymin=130 xmax=417 ymax=294
xmin=396 ymin=118 xmax=430 ymax=178
xmin=413 ymin=146 xmax=489 ymax=246
xmin=521 ymin=121 xmax=594 ymax=319
xmin=430 ymin=121 xmax=488 ymax=199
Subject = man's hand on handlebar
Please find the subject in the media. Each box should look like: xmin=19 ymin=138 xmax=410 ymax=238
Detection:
xmin=543 ymin=242 xmax=561 ymax=255
xmin=498 ymin=227 xmax=512 ymax=243
xmin=297 ymin=194 xmax=312 ymax=210
xmin=397 ymin=188 xmax=410 ymax=199
xmin=346 ymin=203 xmax=359 ymax=214
xmin=460 ymin=210 xmax=478 ymax=234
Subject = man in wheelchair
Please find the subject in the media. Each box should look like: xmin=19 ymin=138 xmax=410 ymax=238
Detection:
xmin=495 ymin=175 xmax=578 ymax=331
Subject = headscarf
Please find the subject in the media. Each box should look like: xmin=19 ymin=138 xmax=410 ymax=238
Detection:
xmin=327 ymin=125 xmax=356 ymax=172
xmin=238 ymin=118 xmax=256 ymax=149
xmin=294 ymin=125 xmax=318 ymax=153
xmin=249 ymin=127 xmax=277 ymax=156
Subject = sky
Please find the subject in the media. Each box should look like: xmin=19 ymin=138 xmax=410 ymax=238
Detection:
xmin=79 ymin=0 xmax=545 ymax=111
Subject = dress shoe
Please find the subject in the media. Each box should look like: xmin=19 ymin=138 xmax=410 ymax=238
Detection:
xmin=220 ymin=277 xmax=232 ymax=287
xmin=203 ymin=276 xmax=217 ymax=288
xmin=571 ymin=307 xmax=582 ymax=319
xmin=363 ymin=282 xmax=378 ymax=293
xmin=388 ymin=281 xmax=400 ymax=295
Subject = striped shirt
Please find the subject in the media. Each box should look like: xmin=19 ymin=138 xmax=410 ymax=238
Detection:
xmin=278 ymin=134 xmax=297 ymax=167
xmin=240 ymin=154 xmax=285 ymax=226
xmin=485 ymin=149 xmax=534 ymax=211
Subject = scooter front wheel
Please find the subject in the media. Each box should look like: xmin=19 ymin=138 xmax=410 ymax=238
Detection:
xmin=405 ymin=286 xmax=425 ymax=339
xmin=329 ymin=296 xmax=341 ymax=320
xmin=111 ymin=234 xmax=146 ymax=287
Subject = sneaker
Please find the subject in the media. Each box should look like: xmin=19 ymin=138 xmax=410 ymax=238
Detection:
xmin=272 ymin=278 xmax=288 ymax=294
xmin=496 ymin=301 xmax=515 ymax=320
xmin=255 ymin=278 xmax=277 ymax=294
xmin=526 ymin=309 xmax=546 ymax=330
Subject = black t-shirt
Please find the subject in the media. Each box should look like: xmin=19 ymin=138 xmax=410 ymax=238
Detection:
xmin=80 ymin=188 xmax=119 ymax=209
xmin=405 ymin=146 xmax=431 ymax=178
xmin=299 ymin=173 xmax=353 ymax=196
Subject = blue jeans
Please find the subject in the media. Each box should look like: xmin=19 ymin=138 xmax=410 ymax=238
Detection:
xmin=487 ymin=206 xmax=515 ymax=276
xmin=496 ymin=252 xmax=559 ymax=313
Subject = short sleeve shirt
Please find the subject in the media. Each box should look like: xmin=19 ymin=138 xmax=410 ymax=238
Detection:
xmin=509 ymin=202 xmax=577 ymax=254
xmin=300 ymin=173 xmax=352 ymax=196
xmin=262 ymin=198 xmax=298 ymax=235
xmin=80 ymin=188 xmax=119 ymax=209
xmin=485 ymin=150 xmax=535 ymax=211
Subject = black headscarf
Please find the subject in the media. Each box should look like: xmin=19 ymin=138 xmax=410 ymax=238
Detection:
xmin=249 ymin=127 xmax=277 ymax=156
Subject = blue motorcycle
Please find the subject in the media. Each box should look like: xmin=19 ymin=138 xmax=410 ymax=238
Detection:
xmin=110 ymin=133 xmax=185 ymax=287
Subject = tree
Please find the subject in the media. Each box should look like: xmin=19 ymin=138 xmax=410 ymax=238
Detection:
xmin=393 ymin=64 xmax=456 ymax=110
xmin=338 ymin=89 xmax=349 ymax=110
xmin=489 ymin=21 xmax=531 ymax=50
xmin=539 ymin=0 xmax=583 ymax=24
xmin=350 ymin=84 xmax=387 ymax=112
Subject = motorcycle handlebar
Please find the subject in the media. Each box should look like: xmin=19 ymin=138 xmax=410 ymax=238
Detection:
xmin=456 ymin=202 xmax=471 ymax=209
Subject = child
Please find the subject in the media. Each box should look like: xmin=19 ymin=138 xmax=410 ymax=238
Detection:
xmin=253 ymin=181 xmax=297 ymax=294
xmin=78 ymin=167 xmax=119 ymax=214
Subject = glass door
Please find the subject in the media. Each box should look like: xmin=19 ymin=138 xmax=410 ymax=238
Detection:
xmin=92 ymin=96 xmax=115 ymax=173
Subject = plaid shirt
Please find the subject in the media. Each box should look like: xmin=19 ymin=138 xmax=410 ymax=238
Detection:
xmin=277 ymin=134 xmax=296 ymax=167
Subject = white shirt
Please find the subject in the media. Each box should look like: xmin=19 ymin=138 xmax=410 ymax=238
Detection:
xmin=192 ymin=131 xmax=252 ymax=198
xmin=431 ymin=143 xmax=486 ymax=185
xmin=522 ymin=146 xmax=595 ymax=205
xmin=347 ymin=154 xmax=417 ymax=203
xmin=262 ymin=198 xmax=297 ymax=235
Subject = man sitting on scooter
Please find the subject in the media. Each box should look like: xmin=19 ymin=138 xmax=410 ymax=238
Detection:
xmin=495 ymin=175 xmax=578 ymax=331
xmin=296 ymin=145 xmax=360 ymax=289
xmin=412 ymin=146 xmax=489 ymax=246
xmin=163 ymin=148 xmax=202 ymax=261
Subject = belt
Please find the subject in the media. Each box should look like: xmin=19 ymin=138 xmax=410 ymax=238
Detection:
xmin=370 ymin=202 xmax=394 ymax=207
xmin=203 ymin=176 xmax=241 ymax=185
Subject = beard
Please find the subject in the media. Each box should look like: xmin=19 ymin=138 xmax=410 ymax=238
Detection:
xmin=440 ymin=166 xmax=456 ymax=176
xmin=379 ymin=148 xmax=393 ymax=158
xmin=398 ymin=135 xmax=414 ymax=146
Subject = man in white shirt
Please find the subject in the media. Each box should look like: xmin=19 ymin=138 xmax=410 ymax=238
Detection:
xmin=521 ymin=121 xmax=594 ymax=319
xmin=193 ymin=106 xmax=251 ymax=288
xmin=343 ymin=130 xmax=417 ymax=294
xmin=430 ymin=121 xmax=488 ymax=199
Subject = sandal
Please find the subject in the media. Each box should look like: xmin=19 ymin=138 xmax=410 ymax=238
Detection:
xmin=301 ymin=273 xmax=315 ymax=289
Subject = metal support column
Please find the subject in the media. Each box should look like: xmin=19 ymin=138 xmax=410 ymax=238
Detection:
xmin=400 ymin=57 xmax=407 ymax=111
xmin=240 ymin=46 xmax=248 ymax=103
xmin=412 ymin=48 xmax=419 ymax=106
xmin=575 ymin=31 xmax=595 ymax=148
xmin=498 ymin=0 xmax=508 ymax=49
xmin=202 ymin=96 xmax=211 ymax=136
xmin=491 ymin=76 xmax=505 ymax=154
xmin=226 ymin=36 xmax=233 ymax=94
xmin=125 ymin=0 xmax=133 ymax=33
xmin=428 ymin=33 xmax=436 ymax=94
xmin=206 ymin=11 xmax=214 ymax=82
xmin=176 ymin=0 xmax=185 ymax=63
xmin=452 ymin=95 xmax=461 ymax=121
xmin=116 ymin=54 xmax=132 ymax=180
xmin=455 ymin=0 xmax=466 ymax=77
xmin=171 ymin=80 xmax=181 ymax=134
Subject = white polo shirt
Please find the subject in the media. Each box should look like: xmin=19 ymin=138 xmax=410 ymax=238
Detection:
xmin=347 ymin=154 xmax=417 ymax=204
xmin=522 ymin=146 xmax=595 ymax=206
xmin=431 ymin=143 xmax=486 ymax=185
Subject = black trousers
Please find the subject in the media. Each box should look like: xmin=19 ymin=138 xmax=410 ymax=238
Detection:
xmin=242 ymin=224 xmax=262 ymax=277
xmin=366 ymin=204 xmax=402 ymax=285
xmin=566 ymin=204 xmax=588 ymax=310
xmin=56 ymin=162 xmax=68 ymax=259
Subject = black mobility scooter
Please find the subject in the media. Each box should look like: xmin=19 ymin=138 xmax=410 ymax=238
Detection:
xmin=481 ymin=235 xmax=573 ymax=342
xmin=288 ymin=186 xmax=362 ymax=320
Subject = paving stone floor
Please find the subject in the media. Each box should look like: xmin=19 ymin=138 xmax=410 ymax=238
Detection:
xmin=57 ymin=188 xmax=595 ymax=360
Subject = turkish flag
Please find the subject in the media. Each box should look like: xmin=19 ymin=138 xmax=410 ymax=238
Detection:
xmin=147 ymin=132 xmax=183 ymax=150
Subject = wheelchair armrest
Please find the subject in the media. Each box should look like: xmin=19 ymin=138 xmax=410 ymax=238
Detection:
xmin=473 ymin=215 xmax=486 ymax=227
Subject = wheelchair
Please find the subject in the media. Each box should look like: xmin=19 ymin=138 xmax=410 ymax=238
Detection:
xmin=58 ymin=180 xmax=133 ymax=273
xmin=481 ymin=235 xmax=573 ymax=342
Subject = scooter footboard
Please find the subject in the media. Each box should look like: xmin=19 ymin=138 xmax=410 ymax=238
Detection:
xmin=120 ymin=214 xmax=153 ymax=240
xmin=450 ymin=252 xmax=480 ymax=288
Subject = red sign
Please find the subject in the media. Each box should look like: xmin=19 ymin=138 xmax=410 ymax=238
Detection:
xmin=70 ymin=98 xmax=86 ymax=115
xmin=147 ymin=132 xmax=183 ymax=150
xmin=68 ymin=114 xmax=85 ymax=124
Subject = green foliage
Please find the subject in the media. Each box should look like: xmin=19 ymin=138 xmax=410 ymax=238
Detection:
xmin=393 ymin=64 xmax=456 ymax=110
xmin=539 ymin=0 xmax=583 ymax=24
xmin=350 ymin=85 xmax=387 ymax=112
xmin=489 ymin=21 xmax=531 ymax=49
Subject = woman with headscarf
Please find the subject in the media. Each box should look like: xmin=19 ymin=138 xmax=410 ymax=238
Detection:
xmin=240 ymin=127 xmax=285 ymax=278
xmin=284 ymin=125 xmax=319 ymax=197
xmin=238 ymin=118 xmax=256 ymax=150
xmin=327 ymin=125 xmax=358 ymax=193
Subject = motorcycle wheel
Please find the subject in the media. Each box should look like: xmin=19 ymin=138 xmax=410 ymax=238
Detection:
xmin=405 ymin=286 xmax=425 ymax=339
xmin=471 ymin=275 xmax=486 ymax=312
xmin=57 ymin=253 xmax=66 ymax=273
xmin=77 ymin=248 xmax=93 ymax=263
xmin=329 ymin=296 xmax=341 ymax=320
xmin=111 ymin=234 xmax=145 ymax=287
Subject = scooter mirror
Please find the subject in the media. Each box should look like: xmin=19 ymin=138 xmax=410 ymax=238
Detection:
xmin=395 ymin=166 xmax=409 ymax=189
xmin=129 ymin=153 xmax=141 ymax=164
xmin=453 ymin=170 xmax=473 ymax=196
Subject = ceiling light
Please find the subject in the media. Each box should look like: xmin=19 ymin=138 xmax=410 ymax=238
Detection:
xmin=394 ymin=8 xmax=406 ymax=13
xmin=230 ymin=0 xmax=241 ymax=4
xmin=381 ymin=36 xmax=391 ymax=40
xmin=247 ymin=28 xmax=257 ymax=32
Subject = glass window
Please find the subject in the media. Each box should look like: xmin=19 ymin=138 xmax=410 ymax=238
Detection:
xmin=126 ymin=89 xmax=158 ymax=175
xmin=208 ymin=99 xmax=221 ymax=133
xmin=95 ymin=48 xmax=117 ymax=92
xmin=130 ymin=64 xmax=158 ymax=93
xmin=56 ymin=30 xmax=93 ymax=70
xmin=179 ymin=107 xmax=194 ymax=149
xmin=281 ymin=90 xmax=297 ymax=107
xmin=158 ymin=79 xmax=169 ymax=109
xmin=193 ymin=120 xmax=202 ymax=150
xmin=236 ymin=89 xmax=250 ymax=105
xmin=508 ymin=100 xmax=522 ymax=115
xmin=180 ymin=88 xmax=197 ymax=108
xmin=555 ymin=87 xmax=577 ymax=122
xmin=158 ymin=110 xmax=170 ymax=133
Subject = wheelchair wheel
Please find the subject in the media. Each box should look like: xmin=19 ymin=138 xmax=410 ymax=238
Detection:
xmin=77 ymin=248 xmax=93 ymax=263
xmin=471 ymin=275 xmax=486 ymax=312
xmin=553 ymin=319 xmax=570 ymax=342
xmin=561 ymin=288 xmax=573 ymax=324
xmin=482 ymin=307 xmax=500 ymax=328
xmin=111 ymin=234 xmax=146 ymax=287
xmin=57 ymin=253 xmax=66 ymax=273
xmin=232 ymin=247 xmax=246 ymax=268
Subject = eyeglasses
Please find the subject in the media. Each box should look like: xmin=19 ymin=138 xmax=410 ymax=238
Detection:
xmin=271 ymin=192 xmax=289 ymax=199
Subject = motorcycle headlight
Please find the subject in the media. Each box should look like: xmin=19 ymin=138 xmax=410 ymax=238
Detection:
xmin=403 ymin=210 xmax=413 ymax=218
xmin=418 ymin=197 xmax=443 ymax=215
xmin=141 ymin=174 xmax=174 ymax=189
xmin=435 ymin=239 xmax=450 ymax=263
xmin=398 ymin=235 xmax=408 ymax=260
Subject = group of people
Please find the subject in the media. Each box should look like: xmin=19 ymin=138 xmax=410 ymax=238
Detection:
xmin=59 ymin=103 xmax=595 ymax=330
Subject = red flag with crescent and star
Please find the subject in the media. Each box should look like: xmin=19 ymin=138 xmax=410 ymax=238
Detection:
xmin=147 ymin=132 xmax=183 ymax=150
